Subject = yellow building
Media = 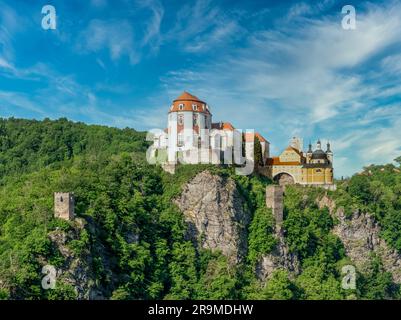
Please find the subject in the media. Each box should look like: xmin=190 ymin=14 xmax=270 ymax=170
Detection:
xmin=265 ymin=138 xmax=334 ymax=189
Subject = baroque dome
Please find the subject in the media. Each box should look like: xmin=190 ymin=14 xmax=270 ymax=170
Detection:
xmin=169 ymin=91 xmax=211 ymax=114
xmin=311 ymin=149 xmax=328 ymax=160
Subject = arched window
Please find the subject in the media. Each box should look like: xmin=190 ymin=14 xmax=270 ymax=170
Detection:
xmin=178 ymin=103 xmax=184 ymax=110
xmin=192 ymin=104 xmax=198 ymax=111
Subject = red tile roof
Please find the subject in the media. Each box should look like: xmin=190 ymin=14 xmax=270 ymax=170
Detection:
xmin=175 ymin=91 xmax=200 ymax=101
xmin=169 ymin=91 xmax=211 ymax=114
xmin=211 ymin=122 xmax=235 ymax=131
xmin=244 ymin=132 xmax=267 ymax=143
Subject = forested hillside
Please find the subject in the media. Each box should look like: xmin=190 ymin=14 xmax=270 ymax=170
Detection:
xmin=0 ymin=117 xmax=400 ymax=300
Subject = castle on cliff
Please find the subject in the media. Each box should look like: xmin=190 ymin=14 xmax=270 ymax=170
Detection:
xmin=151 ymin=91 xmax=334 ymax=188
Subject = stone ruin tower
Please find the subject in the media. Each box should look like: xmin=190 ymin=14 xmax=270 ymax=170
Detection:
xmin=54 ymin=192 xmax=75 ymax=221
xmin=266 ymin=185 xmax=284 ymax=234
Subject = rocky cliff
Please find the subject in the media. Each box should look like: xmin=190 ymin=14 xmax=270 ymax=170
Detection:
xmin=46 ymin=218 xmax=107 ymax=299
xmin=175 ymin=171 xmax=300 ymax=280
xmin=319 ymin=195 xmax=401 ymax=284
xmin=256 ymin=232 xmax=300 ymax=280
xmin=175 ymin=171 xmax=250 ymax=264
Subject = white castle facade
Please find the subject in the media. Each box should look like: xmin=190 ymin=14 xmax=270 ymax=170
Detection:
xmin=150 ymin=91 xmax=334 ymax=188
xmin=150 ymin=91 xmax=268 ymax=174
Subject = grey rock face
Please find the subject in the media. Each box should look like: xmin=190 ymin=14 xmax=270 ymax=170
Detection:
xmin=256 ymin=233 xmax=300 ymax=280
xmin=47 ymin=218 xmax=104 ymax=299
xmin=175 ymin=171 xmax=250 ymax=264
xmin=319 ymin=195 xmax=401 ymax=284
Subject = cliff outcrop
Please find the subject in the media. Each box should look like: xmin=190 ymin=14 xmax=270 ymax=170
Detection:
xmin=175 ymin=171 xmax=250 ymax=264
xmin=319 ymin=195 xmax=401 ymax=283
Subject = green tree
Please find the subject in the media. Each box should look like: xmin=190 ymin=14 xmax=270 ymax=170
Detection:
xmin=195 ymin=253 xmax=237 ymax=299
xmin=253 ymin=137 xmax=263 ymax=167
xmin=347 ymin=174 xmax=372 ymax=204
xmin=248 ymin=207 xmax=277 ymax=265
xmin=166 ymin=242 xmax=198 ymax=299
xmin=394 ymin=156 xmax=401 ymax=167
xmin=263 ymin=270 xmax=296 ymax=300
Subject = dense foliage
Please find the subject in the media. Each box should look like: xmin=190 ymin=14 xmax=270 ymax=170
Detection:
xmin=0 ymin=117 xmax=400 ymax=300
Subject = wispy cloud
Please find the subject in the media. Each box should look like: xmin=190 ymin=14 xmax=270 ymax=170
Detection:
xmin=76 ymin=19 xmax=138 ymax=64
xmin=0 ymin=57 xmax=13 ymax=70
xmin=0 ymin=1 xmax=20 ymax=63
xmin=76 ymin=0 xmax=164 ymax=64
xmin=0 ymin=90 xmax=46 ymax=115
xmin=381 ymin=53 xmax=401 ymax=75
xmin=165 ymin=0 xmax=243 ymax=53
xmin=138 ymin=0 xmax=164 ymax=50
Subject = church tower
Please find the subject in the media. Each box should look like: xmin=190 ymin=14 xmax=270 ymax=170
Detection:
xmin=316 ymin=139 xmax=322 ymax=150
xmin=306 ymin=141 xmax=313 ymax=163
xmin=326 ymin=141 xmax=333 ymax=164
xmin=167 ymin=92 xmax=212 ymax=164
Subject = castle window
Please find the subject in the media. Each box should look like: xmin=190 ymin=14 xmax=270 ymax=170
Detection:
xmin=60 ymin=196 xmax=63 ymax=202
xmin=178 ymin=103 xmax=184 ymax=110
xmin=178 ymin=114 xmax=184 ymax=125
xmin=178 ymin=134 xmax=184 ymax=147
xmin=202 ymin=104 xmax=205 ymax=110
xmin=193 ymin=114 xmax=198 ymax=126
xmin=316 ymin=169 xmax=322 ymax=173
xmin=192 ymin=104 xmax=198 ymax=111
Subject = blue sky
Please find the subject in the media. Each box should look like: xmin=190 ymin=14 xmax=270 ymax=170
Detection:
xmin=1 ymin=0 xmax=401 ymax=177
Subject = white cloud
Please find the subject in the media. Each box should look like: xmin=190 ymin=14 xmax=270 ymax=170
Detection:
xmin=138 ymin=0 xmax=164 ymax=50
xmin=331 ymin=116 xmax=401 ymax=175
xmin=165 ymin=0 xmax=243 ymax=53
xmin=0 ymin=56 xmax=13 ymax=70
xmin=0 ymin=2 xmax=20 ymax=62
xmin=381 ymin=54 xmax=401 ymax=75
xmin=77 ymin=19 xmax=138 ymax=63
xmin=76 ymin=0 xmax=164 ymax=64
xmin=0 ymin=61 xmax=142 ymax=130
xmin=0 ymin=91 xmax=46 ymax=115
